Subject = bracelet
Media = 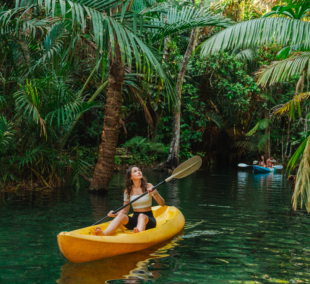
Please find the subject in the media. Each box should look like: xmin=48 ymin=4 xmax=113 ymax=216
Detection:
xmin=152 ymin=192 xmax=158 ymax=197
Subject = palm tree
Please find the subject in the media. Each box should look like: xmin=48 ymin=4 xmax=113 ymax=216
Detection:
xmin=2 ymin=0 xmax=234 ymax=191
xmin=199 ymin=0 xmax=310 ymax=211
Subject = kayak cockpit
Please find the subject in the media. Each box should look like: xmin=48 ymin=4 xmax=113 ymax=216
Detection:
xmin=69 ymin=205 xmax=172 ymax=237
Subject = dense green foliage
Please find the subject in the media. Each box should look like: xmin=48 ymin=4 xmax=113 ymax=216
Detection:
xmin=2 ymin=0 xmax=310 ymax=205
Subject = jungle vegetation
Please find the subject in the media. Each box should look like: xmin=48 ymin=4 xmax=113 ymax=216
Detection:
xmin=1 ymin=0 xmax=310 ymax=212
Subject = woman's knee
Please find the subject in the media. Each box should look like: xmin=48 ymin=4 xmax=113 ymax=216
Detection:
xmin=116 ymin=213 xmax=127 ymax=220
xmin=138 ymin=214 xmax=148 ymax=222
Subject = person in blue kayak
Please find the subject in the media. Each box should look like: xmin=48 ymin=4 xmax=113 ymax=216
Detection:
xmin=94 ymin=166 xmax=165 ymax=236
xmin=267 ymin=155 xmax=275 ymax=168
xmin=258 ymin=155 xmax=267 ymax=167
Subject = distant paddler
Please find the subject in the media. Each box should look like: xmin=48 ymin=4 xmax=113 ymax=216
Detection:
xmin=258 ymin=155 xmax=267 ymax=168
xmin=267 ymin=155 xmax=276 ymax=168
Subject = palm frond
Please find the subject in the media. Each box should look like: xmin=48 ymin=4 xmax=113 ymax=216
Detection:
xmin=270 ymin=92 xmax=310 ymax=118
xmin=246 ymin=118 xmax=272 ymax=136
xmin=18 ymin=144 xmax=48 ymax=167
xmin=234 ymin=48 xmax=256 ymax=61
xmin=0 ymin=116 xmax=14 ymax=153
xmin=246 ymin=122 xmax=259 ymax=136
xmin=234 ymin=133 xmax=269 ymax=152
xmin=46 ymin=100 xmax=99 ymax=127
xmin=36 ymin=21 xmax=69 ymax=66
xmin=257 ymin=133 xmax=270 ymax=151
xmin=14 ymin=82 xmax=46 ymax=135
xmin=292 ymin=136 xmax=310 ymax=212
xmin=70 ymin=151 xmax=93 ymax=190
xmin=151 ymin=7 xmax=233 ymax=43
xmin=257 ymin=52 xmax=310 ymax=86
xmin=287 ymin=135 xmax=309 ymax=173
xmin=258 ymin=118 xmax=272 ymax=130
xmin=200 ymin=18 xmax=310 ymax=57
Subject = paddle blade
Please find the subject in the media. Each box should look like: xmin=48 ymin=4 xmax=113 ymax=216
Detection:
xmin=253 ymin=161 xmax=258 ymax=165
xmin=238 ymin=163 xmax=249 ymax=167
xmin=274 ymin=165 xmax=283 ymax=169
xmin=166 ymin=156 xmax=202 ymax=182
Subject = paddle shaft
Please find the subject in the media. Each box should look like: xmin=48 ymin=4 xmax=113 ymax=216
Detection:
xmin=92 ymin=180 xmax=166 ymax=226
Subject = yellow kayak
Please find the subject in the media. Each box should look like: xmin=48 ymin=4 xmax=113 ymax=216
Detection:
xmin=57 ymin=205 xmax=185 ymax=263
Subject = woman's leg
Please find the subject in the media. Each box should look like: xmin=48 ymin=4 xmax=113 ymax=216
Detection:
xmin=95 ymin=213 xmax=129 ymax=236
xmin=134 ymin=214 xmax=149 ymax=233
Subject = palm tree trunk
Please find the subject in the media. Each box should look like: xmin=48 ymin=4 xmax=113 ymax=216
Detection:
xmin=89 ymin=41 xmax=124 ymax=192
xmin=167 ymin=0 xmax=205 ymax=169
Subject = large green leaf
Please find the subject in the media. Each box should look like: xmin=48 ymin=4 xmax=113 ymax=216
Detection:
xmin=257 ymin=51 xmax=310 ymax=86
xmin=292 ymin=136 xmax=310 ymax=212
xmin=150 ymin=6 xmax=233 ymax=43
xmin=200 ymin=18 xmax=310 ymax=58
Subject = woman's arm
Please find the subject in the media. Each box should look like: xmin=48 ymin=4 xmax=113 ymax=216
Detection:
xmin=118 ymin=201 xmax=130 ymax=214
xmin=108 ymin=201 xmax=130 ymax=217
xmin=147 ymin=183 xmax=165 ymax=206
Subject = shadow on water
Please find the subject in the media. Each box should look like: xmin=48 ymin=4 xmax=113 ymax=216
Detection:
xmin=57 ymin=234 xmax=183 ymax=284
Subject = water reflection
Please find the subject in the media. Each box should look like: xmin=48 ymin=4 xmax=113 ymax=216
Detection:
xmin=237 ymin=171 xmax=249 ymax=188
xmin=253 ymin=172 xmax=274 ymax=189
xmin=57 ymin=235 xmax=182 ymax=284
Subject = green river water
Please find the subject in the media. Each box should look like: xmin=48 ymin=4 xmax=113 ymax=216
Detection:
xmin=0 ymin=168 xmax=309 ymax=283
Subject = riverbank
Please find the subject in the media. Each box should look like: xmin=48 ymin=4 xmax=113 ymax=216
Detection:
xmin=0 ymin=160 xmax=170 ymax=192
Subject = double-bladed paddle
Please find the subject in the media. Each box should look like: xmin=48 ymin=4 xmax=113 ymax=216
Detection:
xmin=92 ymin=156 xmax=202 ymax=226
xmin=238 ymin=163 xmax=283 ymax=169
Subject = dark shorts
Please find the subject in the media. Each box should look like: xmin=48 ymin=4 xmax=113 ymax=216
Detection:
xmin=124 ymin=211 xmax=157 ymax=230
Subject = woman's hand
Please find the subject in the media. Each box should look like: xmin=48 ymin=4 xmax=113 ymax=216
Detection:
xmin=147 ymin=184 xmax=154 ymax=195
xmin=107 ymin=210 xmax=117 ymax=217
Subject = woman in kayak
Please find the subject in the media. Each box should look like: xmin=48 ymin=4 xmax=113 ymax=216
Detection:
xmin=258 ymin=155 xmax=267 ymax=167
xmin=95 ymin=166 xmax=165 ymax=236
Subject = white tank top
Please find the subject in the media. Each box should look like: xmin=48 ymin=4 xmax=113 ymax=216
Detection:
xmin=124 ymin=191 xmax=152 ymax=209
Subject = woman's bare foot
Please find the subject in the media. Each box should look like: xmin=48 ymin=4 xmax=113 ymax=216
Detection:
xmin=95 ymin=226 xmax=104 ymax=236
xmin=133 ymin=227 xmax=140 ymax=233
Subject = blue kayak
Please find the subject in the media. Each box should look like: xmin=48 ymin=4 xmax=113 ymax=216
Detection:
xmin=253 ymin=165 xmax=276 ymax=174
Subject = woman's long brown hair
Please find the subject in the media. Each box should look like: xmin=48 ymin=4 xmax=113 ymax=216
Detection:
xmin=125 ymin=165 xmax=147 ymax=196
